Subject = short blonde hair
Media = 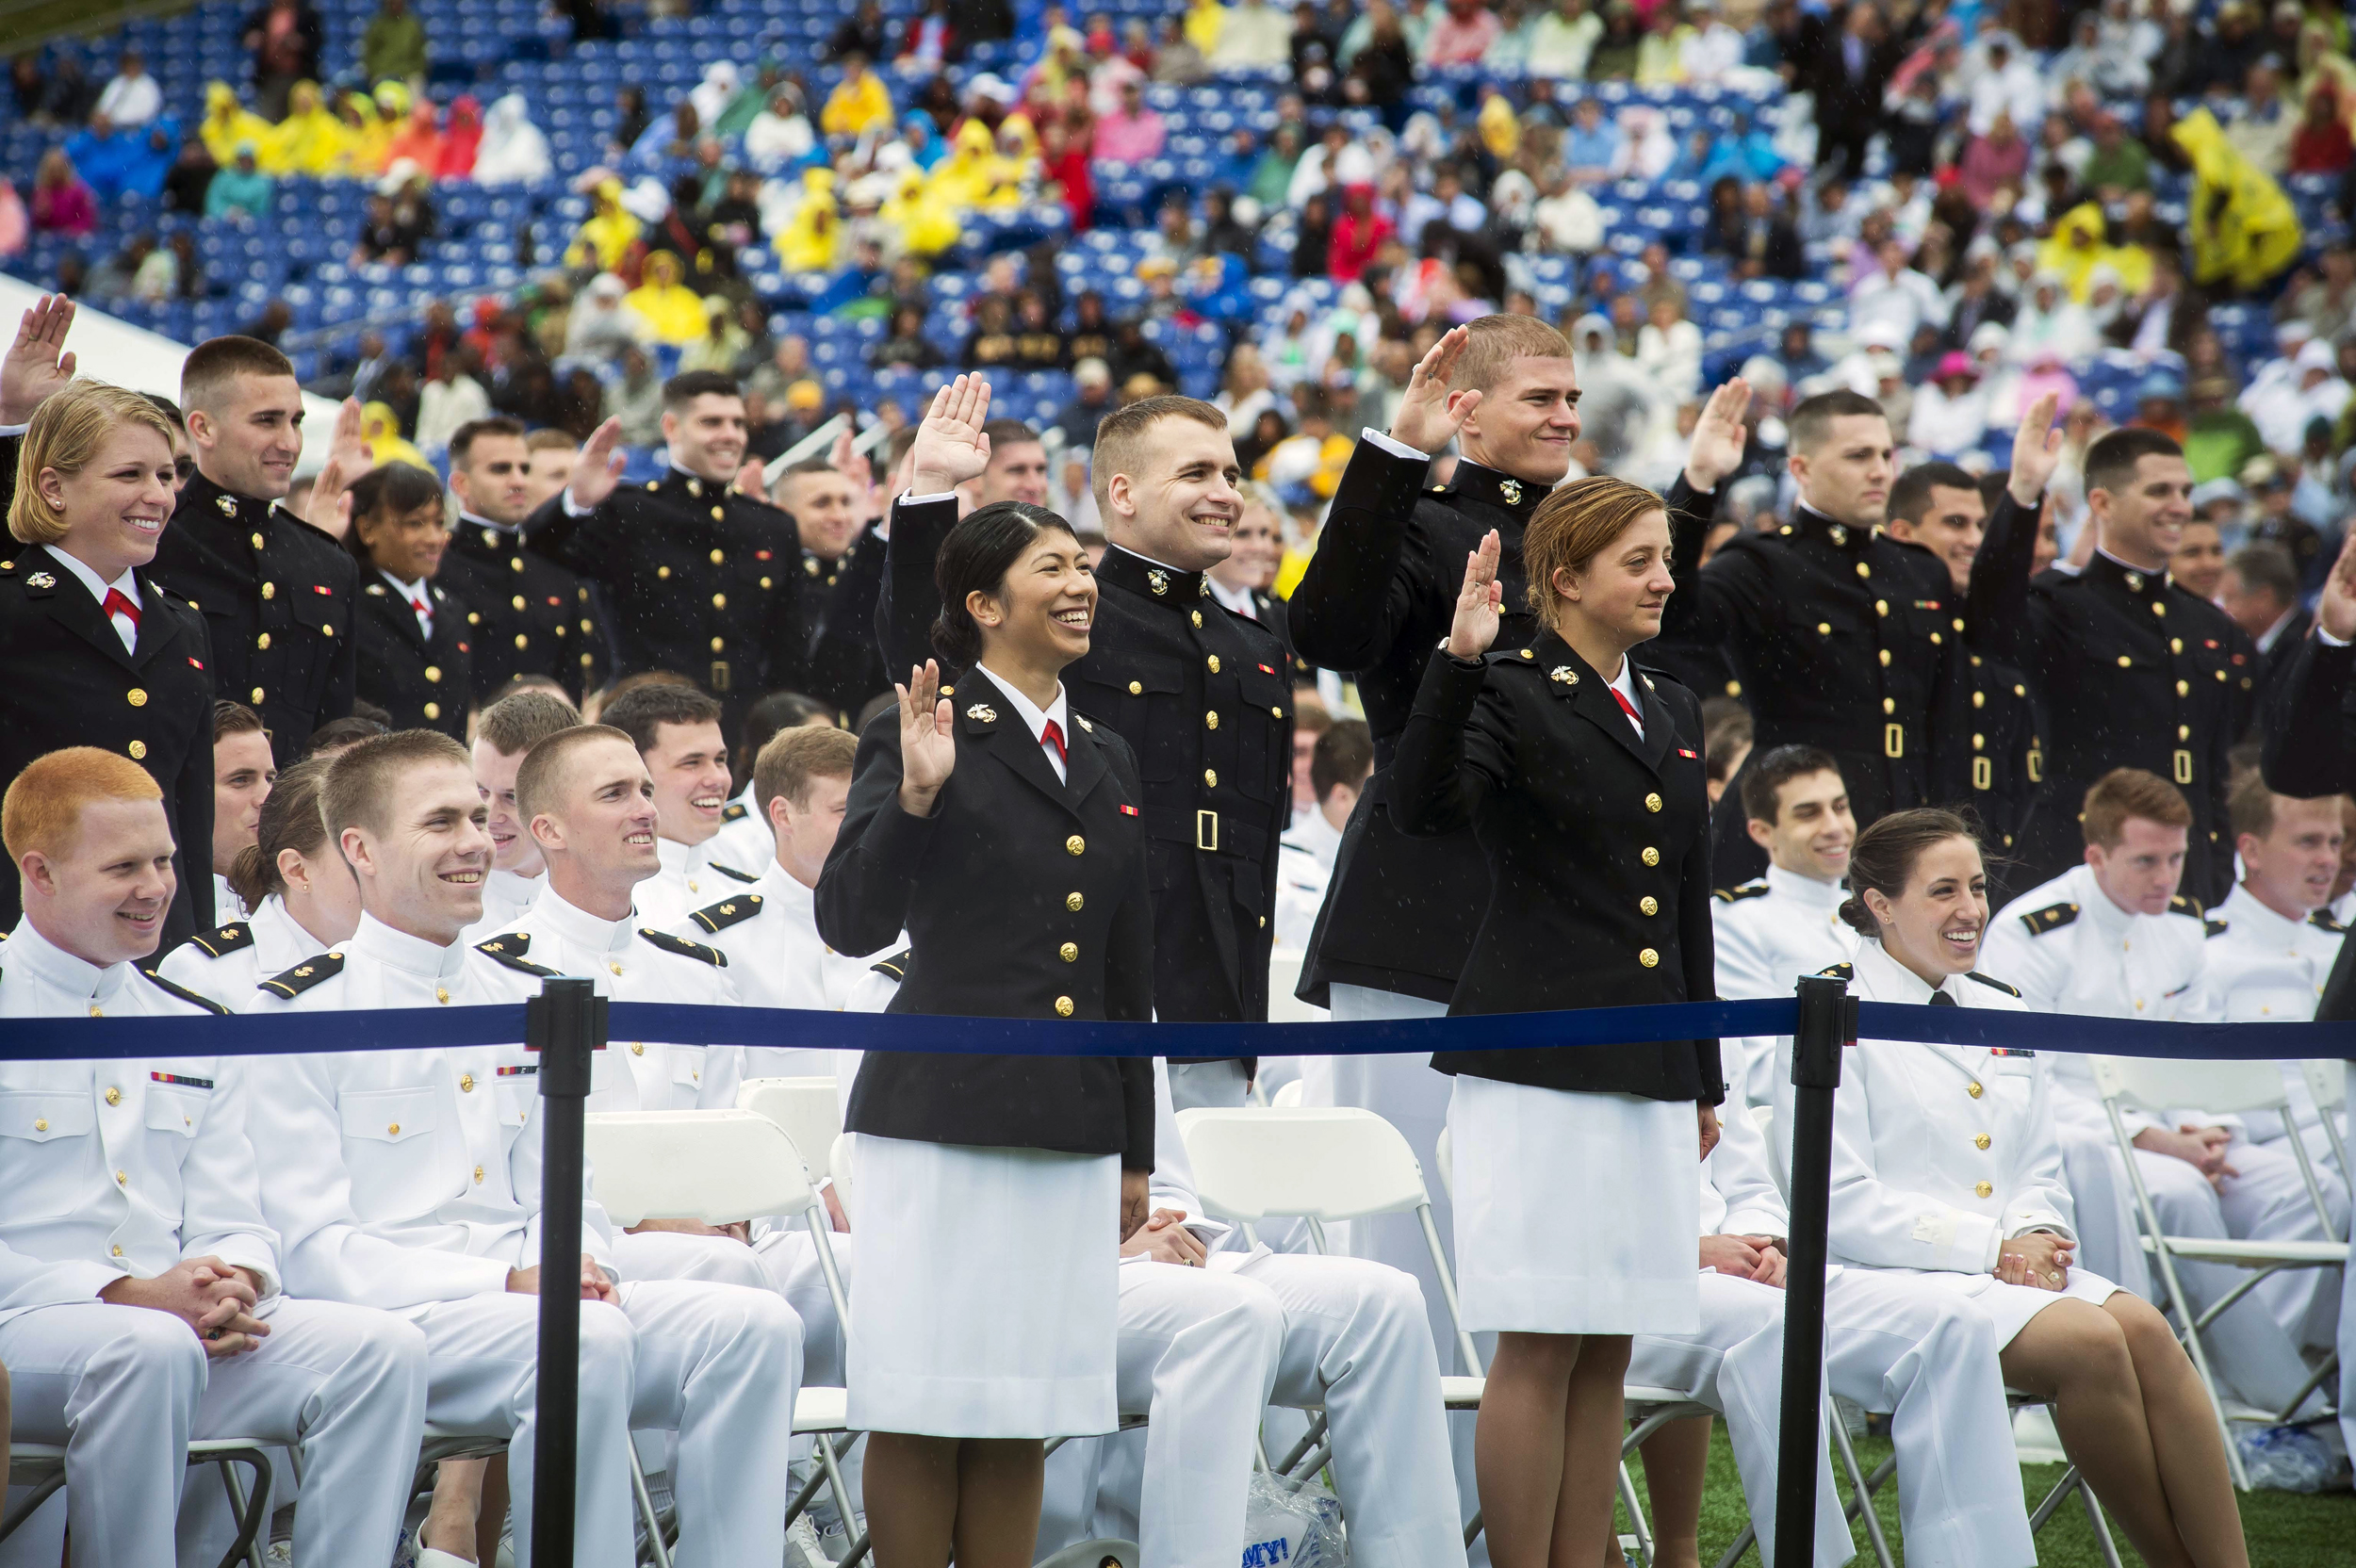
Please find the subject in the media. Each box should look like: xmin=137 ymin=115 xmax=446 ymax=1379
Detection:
xmin=3 ymin=745 xmax=163 ymax=865
xmin=1523 ymin=476 xmax=1667 ymax=629
xmin=1455 ymin=313 xmax=1574 ymax=397
xmin=8 ymin=381 xmax=176 ymax=547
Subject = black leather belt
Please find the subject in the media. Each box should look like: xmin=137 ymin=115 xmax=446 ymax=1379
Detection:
xmin=1143 ymin=804 xmax=1263 ymax=860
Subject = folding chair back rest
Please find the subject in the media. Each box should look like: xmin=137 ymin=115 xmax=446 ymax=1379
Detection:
xmin=2301 ymin=1058 xmax=2348 ymax=1115
xmin=1433 ymin=1125 xmax=1454 ymax=1199
xmin=1270 ymin=1078 xmax=1305 ymax=1109
xmin=584 ymin=1110 xmax=816 ymax=1227
xmin=2089 ymin=1055 xmax=2299 ymax=1118
xmin=1175 ymin=1106 xmax=1431 ymax=1223
xmin=828 ymin=1131 xmax=857 ymax=1221
xmin=734 ymin=1075 xmax=843 ymax=1181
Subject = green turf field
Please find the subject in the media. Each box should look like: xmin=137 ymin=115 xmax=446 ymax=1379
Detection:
xmin=1618 ymin=1423 xmax=2356 ymax=1565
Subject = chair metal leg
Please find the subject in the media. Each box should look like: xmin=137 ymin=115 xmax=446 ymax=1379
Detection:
xmin=1616 ymin=1460 xmax=1655 ymax=1568
xmin=1829 ymin=1408 xmax=1895 ymax=1568
xmin=0 ymin=1469 xmax=67 ymax=1546
xmin=2075 ymin=1472 xmax=2127 ymax=1568
xmin=208 ymin=1448 xmax=274 ymax=1568
xmin=628 ymin=1439 xmax=674 ymax=1568
xmin=1462 ymin=1505 xmax=1484 ymax=1548
xmin=813 ymin=1432 xmax=859 ymax=1542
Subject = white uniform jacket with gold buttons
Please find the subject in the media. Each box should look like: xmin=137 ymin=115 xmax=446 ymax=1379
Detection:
xmin=474 ymin=887 xmax=739 ymax=1114
xmin=1711 ymin=866 xmax=1858 ymax=1107
xmin=1981 ymin=863 xmax=2214 ymax=1135
xmin=631 ymin=835 xmax=762 ymax=933
xmin=0 ymin=920 xmax=280 ymax=1321
xmin=1775 ymin=940 xmax=2075 ymax=1276
xmin=241 ymin=912 xmax=614 ymax=1313
xmin=156 ymin=894 xmax=330 ymax=1009
xmin=2196 ymin=883 xmax=2344 ymax=1147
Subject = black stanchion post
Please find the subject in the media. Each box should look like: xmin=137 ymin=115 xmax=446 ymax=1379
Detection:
xmin=1775 ymin=972 xmax=1856 ymax=1568
xmin=529 ymin=975 xmax=604 ymax=1565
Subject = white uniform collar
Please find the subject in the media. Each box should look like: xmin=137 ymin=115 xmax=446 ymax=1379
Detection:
xmin=757 ymin=859 xmax=821 ymax=924
xmin=530 ymin=884 xmax=636 ymax=956
xmin=2 ymin=918 xmax=130 ymax=1011
xmin=657 ymin=834 xmax=717 ymax=880
xmin=351 ymin=910 xmax=470 ymax=983
xmin=1204 ymin=574 xmax=1256 ymax=615
xmin=1764 ymin=862 xmax=1846 ymax=909
xmin=484 ymin=865 xmax=543 ymax=912
xmin=2219 ymin=882 xmax=2310 ymax=947
xmin=1851 ymin=938 xmax=1960 ymax=1005
xmin=972 ymin=662 xmax=1071 ymax=750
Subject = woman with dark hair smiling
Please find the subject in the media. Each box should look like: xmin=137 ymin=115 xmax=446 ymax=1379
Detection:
xmin=1779 ymin=808 xmax=2249 ymax=1568
xmin=815 ymin=498 xmax=1155 ymax=1568
xmin=1388 ymin=475 xmax=1722 ymax=1568
xmin=343 ymin=461 xmax=471 ymax=741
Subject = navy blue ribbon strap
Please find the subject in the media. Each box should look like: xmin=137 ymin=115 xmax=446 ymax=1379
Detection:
xmin=2 ymin=997 xmax=2349 ymax=1063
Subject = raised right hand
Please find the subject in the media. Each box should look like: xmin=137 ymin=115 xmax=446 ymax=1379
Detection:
xmin=908 ymin=374 xmax=994 ymax=496
xmin=565 ymin=417 xmax=628 ymax=511
xmin=1446 ymin=530 xmax=1503 ymax=660
xmin=896 ymin=660 xmax=956 ymax=814
xmin=0 ymin=295 xmax=76 ymax=426
xmin=2007 ymin=391 xmax=2063 ymax=507
xmin=2318 ymin=526 xmax=2356 ymax=643
xmin=1386 ymin=324 xmax=1481 ymax=457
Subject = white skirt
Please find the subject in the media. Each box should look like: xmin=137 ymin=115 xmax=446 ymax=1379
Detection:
xmin=1448 ymin=1074 xmax=1701 ymax=1335
xmin=1877 ymin=1265 xmax=2122 ymax=1349
xmin=846 ymin=1134 xmax=1121 ymax=1438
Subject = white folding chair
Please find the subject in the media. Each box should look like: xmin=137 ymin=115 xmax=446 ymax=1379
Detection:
xmin=584 ymin=1109 xmax=859 ymax=1565
xmin=2299 ymin=1058 xmax=2350 ymax=1179
xmin=5 ymin=1438 xmax=274 ymax=1568
xmin=1269 ymin=1077 xmax=1306 ymax=1109
xmin=2091 ymin=1054 xmax=2348 ymax=1478
xmin=734 ymin=1074 xmax=843 ymax=1182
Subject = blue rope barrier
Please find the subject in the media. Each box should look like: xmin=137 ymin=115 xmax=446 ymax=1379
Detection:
xmin=3 ymin=996 xmax=2350 ymax=1063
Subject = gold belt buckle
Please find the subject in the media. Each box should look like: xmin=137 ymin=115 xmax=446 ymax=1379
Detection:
xmin=1972 ymin=756 xmax=1992 ymax=792
xmin=2173 ymin=748 xmax=2194 ymax=785
xmin=1884 ymin=723 xmax=1905 ymax=760
xmin=710 ymin=660 xmax=731 ymax=693
xmin=1196 ymin=808 xmax=1219 ymax=852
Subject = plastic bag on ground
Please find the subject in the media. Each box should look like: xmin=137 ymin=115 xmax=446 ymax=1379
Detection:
xmin=1239 ymin=1470 xmax=1350 ymax=1567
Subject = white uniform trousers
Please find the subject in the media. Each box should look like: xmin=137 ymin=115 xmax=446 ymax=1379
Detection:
xmin=2213 ymin=1136 xmax=2345 ymax=1354
xmin=0 ymin=1298 xmax=428 ymax=1568
xmin=1044 ymin=1250 xmax=1466 ymax=1568
xmin=1165 ymin=1059 xmax=1254 ymax=1113
xmin=2135 ymin=1145 xmax=2334 ymax=1416
xmin=410 ymin=1279 xmax=802 ymax=1568
xmin=1630 ymin=1269 xmax=2034 ymax=1568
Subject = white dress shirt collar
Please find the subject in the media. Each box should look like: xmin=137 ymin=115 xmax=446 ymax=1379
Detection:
xmin=973 ymin=662 xmax=1072 ymax=783
xmin=46 ymin=545 xmax=141 ymax=654
xmin=1852 ymin=937 xmax=1958 ymax=1004
xmin=1204 ymin=575 xmax=1256 ymax=616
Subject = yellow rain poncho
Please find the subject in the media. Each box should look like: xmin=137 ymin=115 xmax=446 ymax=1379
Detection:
xmin=821 ymin=67 xmax=893 ymax=138
xmin=927 ymin=120 xmax=1002 ymax=209
xmin=626 ymin=251 xmax=712 ymax=344
xmin=2172 ymin=107 xmax=2303 ymax=294
xmin=361 ymin=403 xmax=429 ymax=473
xmin=261 ymin=82 xmax=350 ymax=176
xmin=201 ymin=82 xmax=272 ymax=170
xmin=775 ymin=171 xmax=843 ymax=272
xmin=882 ymin=165 xmax=960 ymax=255
xmin=339 ymin=92 xmax=391 ymax=176
xmin=564 ymin=181 xmax=642 ymax=272
xmin=2035 ymin=202 xmax=2153 ymax=302
xmin=1184 ymin=0 xmax=1223 ymax=54
xmin=1478 ymin=90 xmax=1521 ymax=159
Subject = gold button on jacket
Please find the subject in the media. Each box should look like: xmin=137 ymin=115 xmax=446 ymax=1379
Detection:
xmin=1973 ymin=1181 xmax=1993 ymax=1198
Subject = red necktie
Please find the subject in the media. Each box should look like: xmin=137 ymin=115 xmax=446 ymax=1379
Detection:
xmin=411 ymin=596 xmax=430 ymax=620
xmin=1610 ymin=686 xmax=1642 ymax=726
xmin=102 ymin=588 xmax=140 ymax=630
xmin=1040 ymin=719 xmax=1068 ymax=766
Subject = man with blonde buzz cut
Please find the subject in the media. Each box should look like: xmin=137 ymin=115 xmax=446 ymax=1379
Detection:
xmin=465 ymin=686 xmax=582 ymax=939
xmin=0 ymin=745 xmax=428 ymax=1568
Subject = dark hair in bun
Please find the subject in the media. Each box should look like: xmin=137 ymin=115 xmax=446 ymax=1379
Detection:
xmin=928 ymin=501 xmax=1079 ymax=668
xmin=1838 ymin=808 xmax=1980 ymax=938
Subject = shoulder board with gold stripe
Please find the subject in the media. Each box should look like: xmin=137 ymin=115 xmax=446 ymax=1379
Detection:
xmin=2203 ymin=917 xmax=2230 ymax=939
xmin=709 ymin=861 xmax=761 ymax=885
xmin=2017 ymin=902 xmax=2079 ymax=936
xmin=2310 ymin=908 xmax=2348 ymax=935
xmin=1966 ymin=971 xmax=2022 ymax=997
xmin=139 ymin=967 xmax=231 ymax=1015
xmin=871 ymin=947 xmax=911 ymax=980
xmin=1713 ymin=881 xmax=1770 ymax=904
xmin=186 ymin=922 xmax=256 ymax=959
xmin=720 ymin=801 xmax=749 ymax=823
xmin=2168 ymin=891 xmax=2203 ymax=920
xmin=259 ymin=950 xmax=347 ymax=999
xmin=1815 ymin=961 xmax=1855 ymax=980
xmin=639 ymin=928 xmax=728 ymax=967
xmin=689 ymin=893 xmax=763 ymax=934
xmin=475 ymin=935 xmax=562 ymax=978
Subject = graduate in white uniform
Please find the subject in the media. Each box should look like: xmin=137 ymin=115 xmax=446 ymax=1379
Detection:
xmin=159 ymin=754 xmax=353 ymax=1001
xmin=206 ymin=699 xmax=273 ymax=922
xmin=601 ymin=682 xmax=762 ymax=931
xmin=1272 ymin=720 xmax=1368 ymax=956
xmin=1625 ymin=1037 xmax=2034 ymax=1568
xmin=705 ymin=688 xmax=836 ymax=876
xmin=1710 ymin=745 xmax=1858 ymax=1109
xmin=1982 ymin=767 xmax=2328 ymax=1413
xmin=461 ymin=687 xmax=581 ymax=939
xmin=815 ymin=502 xmax=1157 ymax=1568
xmin=2196 ymin=779 xmax=2348 ymax=1364
xmin=1781 ymin=808 xmax=2250 ymax=1568
xmin=238 ymin=729 xmax=804 ymax=1568
xmin=0 ymin=747 xmax=429 ymax=1568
